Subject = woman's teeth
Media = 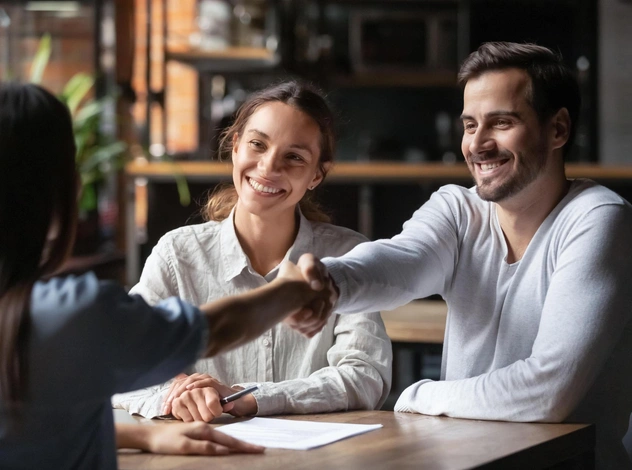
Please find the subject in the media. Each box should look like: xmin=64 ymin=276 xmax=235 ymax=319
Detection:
xmin=248 ymin=178 xmax=281 ymax=194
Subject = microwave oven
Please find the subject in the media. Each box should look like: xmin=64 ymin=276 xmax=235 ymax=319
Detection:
xmin=349 ymin=9 xmax=458 ymax=73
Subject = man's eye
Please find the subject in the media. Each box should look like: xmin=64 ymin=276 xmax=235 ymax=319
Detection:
xmin=495 ymin=119 xmax=510 ymax=127
xmin=463 ymin=122 xmax=476 ymax=132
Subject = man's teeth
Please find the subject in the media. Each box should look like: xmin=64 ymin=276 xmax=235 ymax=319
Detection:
xmin=248 ymin=178 xmax=281 ymax=194
xmin=480 ymin=162 xmax=503 ymax=171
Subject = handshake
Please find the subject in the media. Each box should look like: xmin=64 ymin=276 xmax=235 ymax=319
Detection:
xmin=201 ymin=254 xmax=338 ymax=358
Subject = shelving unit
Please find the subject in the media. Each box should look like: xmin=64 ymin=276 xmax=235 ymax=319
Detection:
xmin=144 ymin=0 xmax=283 ymax=157
xmin=124 ymin=160 xmax=632 ymax=284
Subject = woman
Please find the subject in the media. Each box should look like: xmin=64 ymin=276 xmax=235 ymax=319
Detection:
xmin=113 ymin=81 xmax=392 ymax=421
xmin=0 ymin=82 xmax=332 ymax=469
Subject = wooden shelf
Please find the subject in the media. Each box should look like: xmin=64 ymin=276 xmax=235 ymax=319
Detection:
xmin=166 ymin=46 xmax=279 ymax=72
xmin=126 ymin=160 xmax=632 ymax=183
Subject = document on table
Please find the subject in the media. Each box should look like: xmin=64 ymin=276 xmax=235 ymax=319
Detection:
xmin=215 ymin=417 xmax=382 ymax=450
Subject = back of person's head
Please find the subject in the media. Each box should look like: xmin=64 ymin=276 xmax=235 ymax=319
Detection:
xmin=203 ymin=80 xmax=335 ymax=223
xmin=0 ymin=82 xmax=78 ymax=401
xmin=458 ymin=41 xmax=581 ymax=158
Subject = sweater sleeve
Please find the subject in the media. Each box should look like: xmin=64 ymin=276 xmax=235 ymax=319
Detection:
xmin=324 ymin=188 xmax=460 ymax=314
xmin=394 ymin=203 xmax=632 ymax=422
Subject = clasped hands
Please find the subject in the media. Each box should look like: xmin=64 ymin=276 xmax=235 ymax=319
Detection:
xmin=165 ymin=254 xmax=337 ymax=422
xmin=279 ymin=253 xmax=339 ymax=337
xmin=161 ymin=373 xmax=255 ymax=421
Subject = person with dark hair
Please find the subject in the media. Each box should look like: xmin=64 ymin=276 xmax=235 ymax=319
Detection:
xmin=293 ymin=42 xmax=632 ymax=468
xmin=0 ymin=82 xmax=334 ymax=469
xmin=113 ymin=81 xmax=391 ymax=421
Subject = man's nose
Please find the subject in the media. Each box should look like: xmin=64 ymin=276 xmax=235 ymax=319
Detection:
xmin=468 ymin=128 xmax=496 ymax=156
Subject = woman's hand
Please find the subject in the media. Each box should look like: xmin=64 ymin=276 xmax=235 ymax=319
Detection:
xmin=162 ymin=373 xmax=233 ymax=420
xmin=116 ymin=422 xmax=264 ymax=455
xmin=162 ymin=373 xmax=256 ymax=419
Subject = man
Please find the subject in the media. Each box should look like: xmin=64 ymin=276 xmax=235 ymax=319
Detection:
xmin=294 ymin=42 xmax=632 ymax=468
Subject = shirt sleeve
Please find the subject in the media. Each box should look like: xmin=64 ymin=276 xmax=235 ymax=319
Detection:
xmin=128 ymin=234 xmax=179 ymax=304
xmin=29 ymin=274 xmax=207 ymax=404
xmin=394 ymin=203 xmax=632 ymax=422
xmin=112 ymin=378 xmax=178 ymax=418
xmin=99 ymin=285 xmax=208 ymax=395
xmin=324 ymin=188 xmax=460 ymax=314
xmin=241 ymin=312 xmax=393 ymax=416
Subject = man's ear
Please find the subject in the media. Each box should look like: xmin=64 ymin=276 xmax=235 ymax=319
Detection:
xmin=310 ymin=161 xmax=332 ymax=189
xmin=551 ymin=108 xmax=571 ymax=151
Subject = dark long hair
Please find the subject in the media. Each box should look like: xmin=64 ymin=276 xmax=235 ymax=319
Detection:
xmin=203 ymin=80 xmax=335 ymax=223
xmin=0 ymin=83 xmax=78 ymax=401
xmin=458 ymin=42 xmax=581 ymax=159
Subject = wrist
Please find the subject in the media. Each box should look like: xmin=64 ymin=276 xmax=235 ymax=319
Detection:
xmin=116 ymin=423 xmax=152 ymax=451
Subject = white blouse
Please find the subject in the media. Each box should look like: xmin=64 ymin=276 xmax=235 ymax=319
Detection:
xmin=113 ymin=209 xmax=392 ymax=418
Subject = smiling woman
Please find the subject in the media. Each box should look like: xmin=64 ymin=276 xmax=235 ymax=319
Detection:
xmin=112 ymin=81 xmax=392 ymax=422
xmin=206 ymin=81 xmax=335 ymax=225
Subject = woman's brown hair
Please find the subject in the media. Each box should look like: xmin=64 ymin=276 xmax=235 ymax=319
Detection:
xmin=0 ymin=83 xmax=78 ymax=401
xmin=202 ymin=81 xmax=335 ymax=223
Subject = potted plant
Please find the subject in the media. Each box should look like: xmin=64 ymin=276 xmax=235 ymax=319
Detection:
xmin=30 ymin=34 xmax=127 ymax=254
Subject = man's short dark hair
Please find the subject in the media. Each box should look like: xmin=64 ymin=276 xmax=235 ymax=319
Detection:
xmin=458 ymin=42 xmax=581 ymax=158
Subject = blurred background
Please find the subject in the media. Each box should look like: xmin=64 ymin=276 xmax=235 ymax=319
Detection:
xmin=1 ymin=0 xmax=630 ymax=279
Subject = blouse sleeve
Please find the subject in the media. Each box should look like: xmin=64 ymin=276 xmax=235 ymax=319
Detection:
xmin=29 ymin=274 xmax=207 ymax=403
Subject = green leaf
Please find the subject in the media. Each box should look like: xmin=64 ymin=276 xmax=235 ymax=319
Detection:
xmin=61 ymin=73 xmax=94 ymax=115
xmin=74 ymin=99 xmax=105 ymax=128
xmin=29 ymin=34 xmax=52 ymax=84
xmin=79 ymin=141 xmax=127 ymax=175
xmin=79 ymin=182 xmax=97 ymax=213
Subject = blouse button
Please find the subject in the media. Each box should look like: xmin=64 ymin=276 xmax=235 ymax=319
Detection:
xmin=263 ymin=338 xmax=270 ymax=347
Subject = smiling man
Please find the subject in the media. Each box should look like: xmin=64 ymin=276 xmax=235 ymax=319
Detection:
xmin=295 ymin=42 xmax=632 ymax=468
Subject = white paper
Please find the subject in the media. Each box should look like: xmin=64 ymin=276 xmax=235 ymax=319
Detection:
xmin=215 ymin=417 xmax=382 ymax=450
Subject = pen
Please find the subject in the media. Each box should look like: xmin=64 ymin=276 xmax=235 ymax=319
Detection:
xmin=219 ymin=385 xmax=259 ymax=405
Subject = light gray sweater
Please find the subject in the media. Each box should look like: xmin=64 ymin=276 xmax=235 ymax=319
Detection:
xmin=324 ymin=179 xmax=632 ymax=469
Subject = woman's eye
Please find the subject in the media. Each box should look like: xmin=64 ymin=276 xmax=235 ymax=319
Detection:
xmin=248 ymin=140 xmax=264 ymax=150
xmin=287 ymin=154 xmax=305 ymax=162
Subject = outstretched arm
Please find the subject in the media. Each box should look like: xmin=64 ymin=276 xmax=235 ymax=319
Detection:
xmin=199 ymin=259 xmax=336 ymax=357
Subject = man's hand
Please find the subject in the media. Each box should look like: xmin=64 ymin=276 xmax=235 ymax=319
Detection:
xmin=200 ymin=253 xmax=339 ymax=357
xmin=116 ymin=422 xmax=264 ymax=455
xmin=162 ymin=373 xmax=256 ymax=420
xmin=281 ymin=253 xmax=339 ymax=337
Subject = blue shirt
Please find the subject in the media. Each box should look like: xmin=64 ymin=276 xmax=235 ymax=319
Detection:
xmin=0 ymin=273 xmax=206 ymax=469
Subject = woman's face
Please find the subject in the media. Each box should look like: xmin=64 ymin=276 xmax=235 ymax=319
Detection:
xmin=232 ymin=101 xmax=325 ymax=219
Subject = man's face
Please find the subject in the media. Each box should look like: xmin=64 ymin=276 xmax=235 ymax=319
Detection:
xmin=460 ymin=68 xmax=550 ymax=203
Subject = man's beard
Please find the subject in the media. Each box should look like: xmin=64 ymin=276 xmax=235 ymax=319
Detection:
xmin=473 ymin=141 xmax=548 ymax=203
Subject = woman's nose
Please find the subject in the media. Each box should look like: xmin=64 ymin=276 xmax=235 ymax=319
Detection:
xmin=258 ymin=151 xmax=282 ymax=175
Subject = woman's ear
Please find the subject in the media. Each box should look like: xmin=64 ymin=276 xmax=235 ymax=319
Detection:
xmin=551 ymin=108 xmax=571 ymax=151
xmin=232 ymin=133 xmax=240 ymax=157
xmin=309 ymin=161 xmax=332 ymax=190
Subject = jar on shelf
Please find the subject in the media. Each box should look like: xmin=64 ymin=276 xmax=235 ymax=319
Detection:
xmin=231 ymin=0 xmax=267 ymax=48
xmin=195 ymin=0 xmax=231 ymax=50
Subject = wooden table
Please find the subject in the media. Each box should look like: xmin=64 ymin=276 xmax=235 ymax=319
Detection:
xmin=381 ymin=300 xmax=447 ymax=344
xmin=118 ymin=410 xmax=595 ymax=470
